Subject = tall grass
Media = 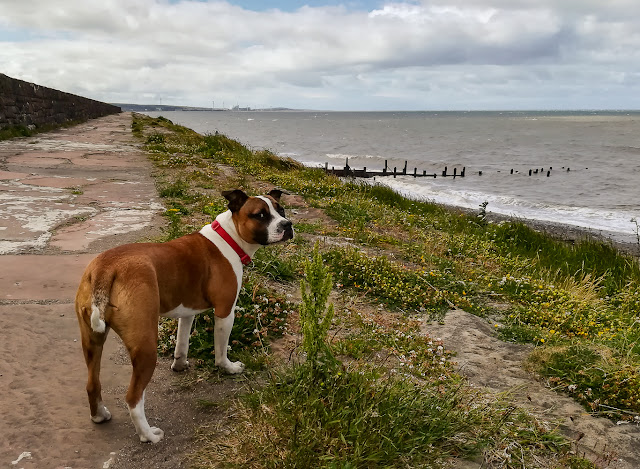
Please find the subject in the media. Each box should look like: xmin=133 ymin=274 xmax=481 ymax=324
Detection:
xmin=492 ymin=221 xmax=640 ymax=293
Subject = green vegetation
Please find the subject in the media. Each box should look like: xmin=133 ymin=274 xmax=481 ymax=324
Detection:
xmin=298 ymin=243 xmax=338 ymax=377
xmin=0 ymin=119 xmax=87 ymax=141
xmin=0 ymin=124 xmax=34 ymax=140
xmin=130 ymin=112 xmax=640 ymax=467
xmin=158 ymin=279 xmax=295 ymax=371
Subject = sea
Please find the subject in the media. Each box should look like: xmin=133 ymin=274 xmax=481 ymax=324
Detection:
xmin=144 ymin=110 xmax=640 ymax=244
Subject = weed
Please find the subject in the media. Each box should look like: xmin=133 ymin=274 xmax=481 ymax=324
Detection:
xmin=250 ymin=245 xmax=299 ymax=282
xmin=477 ymin=200 xmax=489 ymax=225
xmin=159 ymin=178 xmax=189 ymax=198
xmin=146 ymin=132 xmax=165 ymax=144
xmin=325 ymin=247 xmax=474 ymax=318
xmin=531 ymin=344 xmax=640 ymax=419
xmin=161 ymin=208 xmax=190 ymax=241
xmin=299 ymin=243 xmax=338 ymax=376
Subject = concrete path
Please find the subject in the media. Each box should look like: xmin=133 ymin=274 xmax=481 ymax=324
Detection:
xmin=0 ymin=114 xmax=167 ymax=468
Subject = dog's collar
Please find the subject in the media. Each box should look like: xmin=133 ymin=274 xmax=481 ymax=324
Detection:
xmin=211 ymin=220 xmax=252 ymax=266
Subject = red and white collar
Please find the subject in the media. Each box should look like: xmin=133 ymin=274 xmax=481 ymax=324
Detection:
xmin=211 ymin=220 xmax=252 ymax=266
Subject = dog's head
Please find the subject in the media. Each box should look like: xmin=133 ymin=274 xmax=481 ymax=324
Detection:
xmin=222 ymin=189 xmax=294 ymax=245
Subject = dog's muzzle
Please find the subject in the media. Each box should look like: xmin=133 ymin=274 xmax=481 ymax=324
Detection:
xmin=281 ymin=219 xmax=294 ymax=241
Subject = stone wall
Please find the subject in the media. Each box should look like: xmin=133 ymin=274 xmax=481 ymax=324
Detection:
xmin=0 ymin=73 xmax=121 ymax=129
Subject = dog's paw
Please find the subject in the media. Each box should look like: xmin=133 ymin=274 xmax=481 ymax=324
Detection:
xmin=217 ymin=359 xmax=245 ymax=374
xmin=139 ymin=426 xmax=164 ymax=444
xmin=91 ymin=403 xmax=112 ymax=423
xmin=171 ymin=358 xmax=190 ymax=372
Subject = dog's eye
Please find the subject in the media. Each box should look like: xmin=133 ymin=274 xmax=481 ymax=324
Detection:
xmin=252 ymin=211 xmax=267 ymax=220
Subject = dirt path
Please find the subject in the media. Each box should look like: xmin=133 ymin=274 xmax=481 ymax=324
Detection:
xmin=0 ymin=114 xmax=239 ymax=468
xmin=425 ymin=309 xmax=640 ymax=468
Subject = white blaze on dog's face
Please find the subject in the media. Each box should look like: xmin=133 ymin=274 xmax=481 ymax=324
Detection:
xmin=224 ymin=189 xmax=294 ymax=245
xmin=256 ymin=195 xmax=293 ymax=244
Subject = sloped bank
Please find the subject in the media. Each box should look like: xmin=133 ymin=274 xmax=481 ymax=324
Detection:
xmin=134 ymin=114 xmax=640 ymax=468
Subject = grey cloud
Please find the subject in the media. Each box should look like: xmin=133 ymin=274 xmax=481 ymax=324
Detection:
xmin=1 ymin=0 xmax=639 ymax=109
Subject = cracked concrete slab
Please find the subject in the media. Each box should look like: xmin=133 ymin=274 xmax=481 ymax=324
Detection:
xmin=0 ymin=113 xmax=163 ymax=254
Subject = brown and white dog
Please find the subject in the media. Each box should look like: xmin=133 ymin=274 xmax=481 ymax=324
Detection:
xmin=75 ymin=189 xmax=293 ymax=443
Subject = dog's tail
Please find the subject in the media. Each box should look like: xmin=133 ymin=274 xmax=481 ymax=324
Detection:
xmin=88 ymin=268 xmax=116 ymax=334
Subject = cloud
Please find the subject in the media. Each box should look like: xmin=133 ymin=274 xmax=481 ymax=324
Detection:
xmin=1 ymin=0 xmax=639 ymax=109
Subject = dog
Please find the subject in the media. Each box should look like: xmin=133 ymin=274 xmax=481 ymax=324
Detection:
xmin=75 ymin=189 xmax=293 ymax=443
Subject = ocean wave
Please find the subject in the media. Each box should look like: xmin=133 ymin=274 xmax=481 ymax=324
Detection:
xmin=325 ymin=153 xmax=385 ymax=161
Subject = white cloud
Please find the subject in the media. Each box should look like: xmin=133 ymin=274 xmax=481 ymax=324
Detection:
xmin=1 ymin=0 xmax=639 ymax=109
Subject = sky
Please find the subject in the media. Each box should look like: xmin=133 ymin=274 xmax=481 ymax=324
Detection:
xmin=1 ymin=0 xmax=639 ymax=111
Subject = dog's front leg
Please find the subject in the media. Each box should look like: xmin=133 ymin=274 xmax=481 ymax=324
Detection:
xmin=214 ymin=309 xmax=245 ymax=374
xmin=171 ymin=315 xmax=196 ymax=372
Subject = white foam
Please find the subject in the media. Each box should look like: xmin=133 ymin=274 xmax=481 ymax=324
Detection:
xmin=326 ymin=153 xmax=383 ymax=160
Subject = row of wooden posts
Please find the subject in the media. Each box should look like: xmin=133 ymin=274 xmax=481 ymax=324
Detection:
xmin=324 ymin=159 xmax=570 ymax=179
xmin=324 ymin=159 xmax=466 ymax=179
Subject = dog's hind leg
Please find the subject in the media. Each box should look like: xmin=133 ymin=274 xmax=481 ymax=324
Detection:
xmin=78 ymin=312 xmax=112 ymax=423
xmin=123 ymin=328 xmax=163 ymax=443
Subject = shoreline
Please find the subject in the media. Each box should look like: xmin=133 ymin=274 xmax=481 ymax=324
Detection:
xmin=300 ymin=161 xmax=640 ymax=256
xmin=483 ymin=208 xmax=640 ymax=258
xmin=339 ymin=175 xmax=640 ymax=258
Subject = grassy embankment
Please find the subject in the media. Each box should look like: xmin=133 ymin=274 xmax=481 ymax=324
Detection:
xmin=134 ymin=113 xmax=640 ymax=468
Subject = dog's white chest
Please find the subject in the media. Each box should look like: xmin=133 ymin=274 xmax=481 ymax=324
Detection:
xmin=199 ymin=222 xmax=243 ymax=295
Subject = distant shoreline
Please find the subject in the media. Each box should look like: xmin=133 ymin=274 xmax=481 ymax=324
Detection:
xmin=128 ymin=106 xmax=640 ymax=115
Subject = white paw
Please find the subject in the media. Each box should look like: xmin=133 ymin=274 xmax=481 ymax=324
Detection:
xmin=171 ymin=358 xmax=190 ymax=372
xmin=139 ymin=427 xmax=164 ymax=444
xmin=91 ymin=404 xmax=112 ymax=423
xmin=217 ymin=359 xmax=245 ymax=374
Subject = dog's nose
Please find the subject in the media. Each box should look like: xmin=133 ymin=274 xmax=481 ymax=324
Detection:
xmin=281 ymin=219 xmax=294 ymax=240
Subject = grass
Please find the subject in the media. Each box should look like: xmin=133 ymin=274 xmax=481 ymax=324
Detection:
xmin=158 ymin=278 xmax=296 ymax=368
xmin=129 ymin=112 xmax=635 ymax=467
xmin=530 ymin=345 xmax=640 ymax=419
xmin=0 ymin=118 xmax=92 ymax=141
xmin=194 ymin=364 xmax=584 ymax=468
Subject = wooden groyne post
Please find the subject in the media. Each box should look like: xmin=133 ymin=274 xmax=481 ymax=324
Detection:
xmin=323 ymin=158 xmax=465 ymax=179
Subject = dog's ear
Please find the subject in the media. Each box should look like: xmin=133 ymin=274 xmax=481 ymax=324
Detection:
xmin=222 ymin=189 xmax=249 ymax=212
xmin=267 ymin=188 xmax=289 ymax=202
